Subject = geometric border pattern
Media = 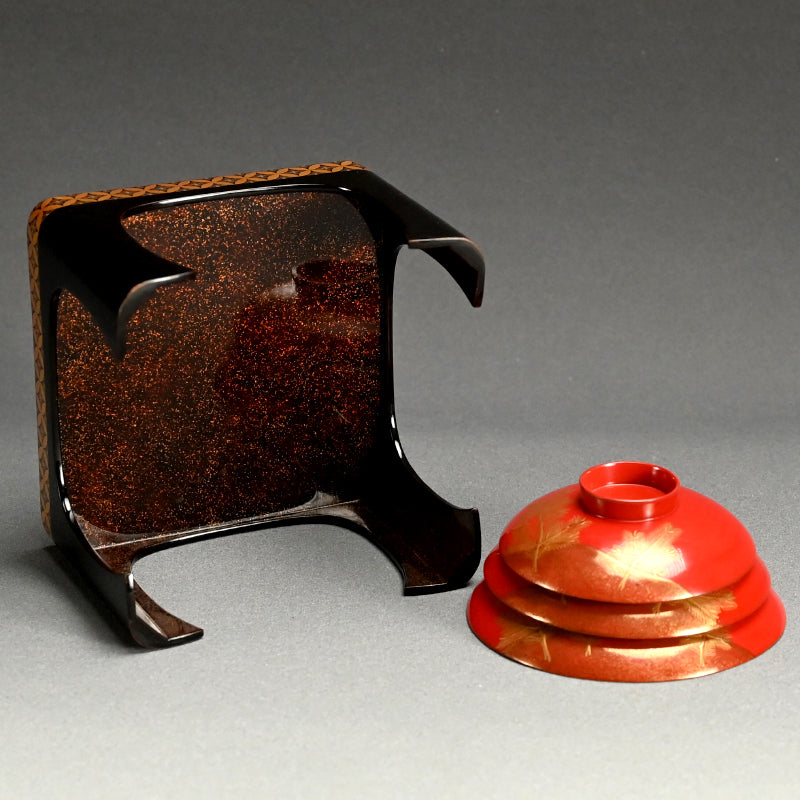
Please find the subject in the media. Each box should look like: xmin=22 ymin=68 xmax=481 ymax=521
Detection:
xmin=27 ymin=160 xmax=367 ymax=534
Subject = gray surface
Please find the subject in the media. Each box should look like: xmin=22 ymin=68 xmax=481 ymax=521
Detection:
xmin=1 ymin=1 xmax=798 ymax=797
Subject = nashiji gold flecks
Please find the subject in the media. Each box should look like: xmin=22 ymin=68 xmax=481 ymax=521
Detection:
xmin=28 ymin=160 xmax=367 ymax=535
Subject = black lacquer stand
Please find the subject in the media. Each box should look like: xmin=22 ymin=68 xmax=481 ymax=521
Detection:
xmin=29 ymin=162 xmax=484 ymax=647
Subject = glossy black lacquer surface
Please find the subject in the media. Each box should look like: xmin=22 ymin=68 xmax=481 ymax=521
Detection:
xmin=31 ymin=165 xmax=484 ymax=647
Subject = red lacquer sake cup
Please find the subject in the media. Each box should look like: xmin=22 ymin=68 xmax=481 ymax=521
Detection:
xmin=468 ymin=462 xmax=785 ymax=682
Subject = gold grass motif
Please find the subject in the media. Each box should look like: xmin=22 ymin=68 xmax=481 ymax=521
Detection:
xmin=682 ymin=628 xmax=734 ymax=667
xmin=506 ymin=489 xmax=590 ymax=573
xmin=595 ymin=523 xmax=685 ymax=590
xmin=678 ymin=589 xmax=738 ymax=629
xmin=498 ymin=617 xmax=552 ymax=662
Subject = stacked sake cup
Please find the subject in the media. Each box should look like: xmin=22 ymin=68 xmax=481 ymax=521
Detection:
xmin=468 ymin=462 xmax=785 ymax=681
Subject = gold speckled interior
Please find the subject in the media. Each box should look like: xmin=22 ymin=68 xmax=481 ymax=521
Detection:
xmin=56 ymin=191 xmax=382 ymax=534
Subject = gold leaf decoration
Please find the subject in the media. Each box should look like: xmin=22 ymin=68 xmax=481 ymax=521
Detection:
xmin=498 ymin=618 xmax=552 ymax=662
xmin=678 ymin=589 xmax=738 ymax=629
xmin=595 ymin=523 xmax=685 ymax=589
xmin=506 ymin=489 xmax=590 ymax=573
xmin=531 ymin=514 xmax=591 ymax=572
xmin=682 ymin=628 xmax=733 ymax=667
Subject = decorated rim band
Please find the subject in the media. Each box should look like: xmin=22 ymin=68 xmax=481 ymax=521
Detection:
xmin=468 ymin=581 xmax=785 ymax=682
xmin=483 ymin=548 xmax=772 ymax=639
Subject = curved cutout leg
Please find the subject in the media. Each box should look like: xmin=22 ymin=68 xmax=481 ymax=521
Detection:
xmin=130 ymin=581 xmax=203 ymax=648
xmin=332 ymin=453 xmax=481 ymax=593
xmin=353 ymin=499 xmax=480 ymax=593
xmin=53 ymin=524 xmax=204 ymax=648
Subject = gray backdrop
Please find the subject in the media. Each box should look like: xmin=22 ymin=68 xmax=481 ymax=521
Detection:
xmin=1 ymin=2 xmax=798 ymax=797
